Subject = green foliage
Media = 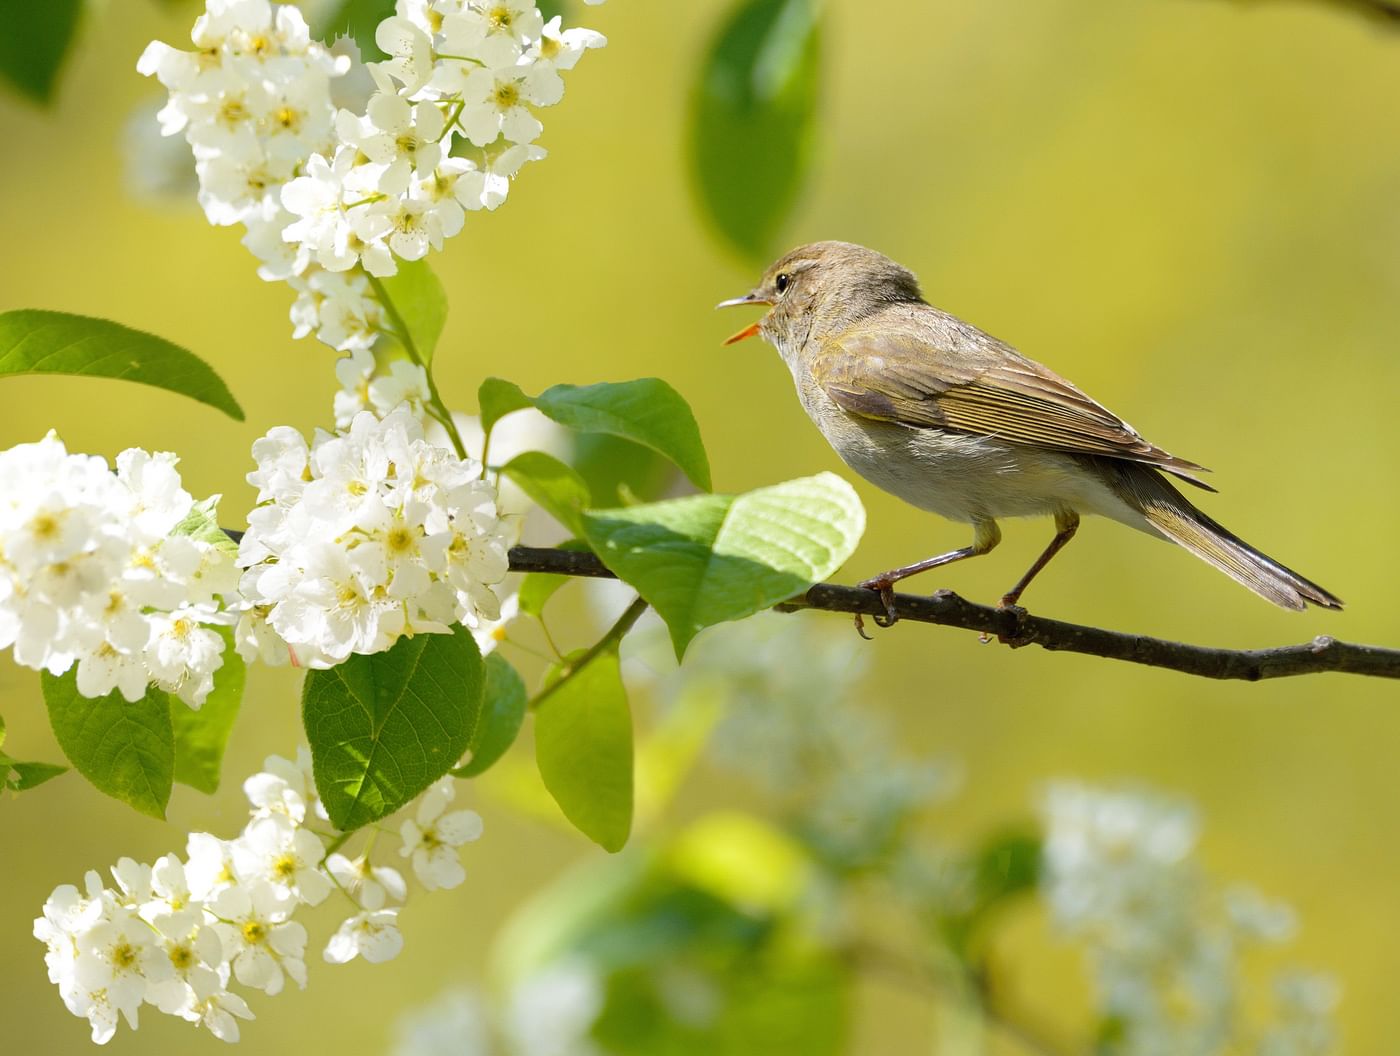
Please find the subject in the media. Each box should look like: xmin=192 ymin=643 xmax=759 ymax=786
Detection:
xmin=171 ymin=496 xmax=240 ymax=558
xmin=312 ymin=0 xmax=396 ymax=59
xmin=303 ymin=626 xmax=485 ymax=831
xmin=43 ymin=672 xmax=174 ymax=819
xmin=477 ymin=377 xmax=536 ymax=434
xmin=535 ymin=649 xmax=633 ymax=852
xmin=500 ymin=452 xmax=592 ymax=536
xmin=537 ymin=0 xmax=570 ymax=21
xmin=453 ymin=653 xmax=527 ymax=778
xmin=480 ymin=377 xmax=712 ymax=491
xmin=0 ymin=0 xmax=83 ymax=105
xmin=376 ymin=259 xmax=447 ymax=363
xmin=939 ymin=827 xmax=1043 ymax=963
xmin=582 ymin=472 xmax=864 ymax=658
xmin=691 ymin=0 xmax=822 ymax=259
xmin=572 ymin=432 xmax=679 ymax=507
xmin=0 ymin=715 xmax=66 ymax=794
xmin=498 ymin=815 xmax=849 ymax=1055
xmin=0 ymin=310 xmax=244 ymax=420
xmin=170 ymin=631 xmax=245 ymax=795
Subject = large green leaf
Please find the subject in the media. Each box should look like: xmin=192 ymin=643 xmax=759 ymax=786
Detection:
xmin=170 ymin=631 xmax=245 ymax=795
xmin=453 ymin=653 xmax=527 ymax=778
xmin=500 ymin=452 xmax=592 ymax=536
xmin=0 ymin=0 xmax=83 ymax=105
xmin=43 ymin=673 xmax=174 ymax=819
xmin=571 ymin=432 xmax=679 ymax=507
xmin=535 ymin=650 xmax=633 ymax=853
xmin=313 ymin=0 xmax=397 ymax=60
xmin=582 ymin=472 xmax=863 ymax=658
xmin=0 ymin=310 xmax=244 ymax=420
xmin=478 ymin=377 xmax=535 ymax=435
xmin=375 ymin=259 xmax=447 ymax=364
xmin=303 ymin=627 xmax=485 ymax=830
xmin=691 ymin=0 xmax=822 ymax=259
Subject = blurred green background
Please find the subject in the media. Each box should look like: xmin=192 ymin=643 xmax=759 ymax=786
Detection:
xmin=3 ymin=0 xmax=1399 ymax=1051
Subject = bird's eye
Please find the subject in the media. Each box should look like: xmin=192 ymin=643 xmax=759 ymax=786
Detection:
xmin=775 ymin=273 xmax=791 ymax=295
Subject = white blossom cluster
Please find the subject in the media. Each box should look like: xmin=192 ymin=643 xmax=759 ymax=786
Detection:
xmin=140 ymin=0 xmax=605 ymax=353
xmin=35 ymin=750 xmax=483 ymax=1045
xmin=1041 ymin=782 xmax=1339 ymax=1056
xmin=0 ymin=434 xmax=237 ymax=706
xmin=235 ymin=408 xmax=511 ymax=668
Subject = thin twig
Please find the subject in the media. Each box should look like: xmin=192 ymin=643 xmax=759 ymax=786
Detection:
xmin=528 ymin=595 xmax=649 ymax=711
xmin=505 ymin=546 xmax=1400 ymax=682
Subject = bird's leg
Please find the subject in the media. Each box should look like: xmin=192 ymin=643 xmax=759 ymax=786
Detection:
xmin=856 ymin=519 xmax=1001 ymax=632
xmin=998 ymin=509 xmax=1079 ymax=610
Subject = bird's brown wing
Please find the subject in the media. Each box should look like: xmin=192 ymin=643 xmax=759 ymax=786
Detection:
xmin=812 ymin=316 xmax=1214 ymax=490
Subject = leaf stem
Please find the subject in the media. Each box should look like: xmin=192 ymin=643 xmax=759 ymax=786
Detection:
xmin=365 ymin=271 xmax=470 ymax=461
xmin=530 ymin=596 xmax=648 ymax=711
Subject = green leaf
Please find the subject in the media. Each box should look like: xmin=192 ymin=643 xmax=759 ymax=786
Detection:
xmin=537 ymin=0 xmax=570 ymax=21
xmin=312 ymin=0 xmax=397 ymax=59
xmin=0 ymin=0 xmax=83 ymax=105
xmin=535 ymin=649 xmax=633 ymax=852
xmin=534 ymin=380 xmax=711 ymax=492
xmin=170 ymin=632 xmax=245 ymax=795
xmin=453 ymin=653 xmax=527 ymax=778
xmin=376 ymin=259 xmax=447 ymax=364
xmin=582 ymin=472 xmax=863 ymax=658
xmin=0 ymin=310 xmax=244 ymax=420
xmin=303 ymin=626 xmax=485 ymax=830
xmin=172 ymin=496 xmax=240 ymax=559
xmin=478 ymin=377 xmax=534 ymax=434
xmin=500 ymin=452 xmax=592 ymax=536
xmin=691 ymin=0 xmax=822 ymax=258
xmin=43 ymin=672 xmax=174 ymax=819
xmin=572 ymin=432 xmax=679 ymax=507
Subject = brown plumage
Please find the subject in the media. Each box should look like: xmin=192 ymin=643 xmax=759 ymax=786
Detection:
xmin=719 ymin=240 xmax=1342 ymax=617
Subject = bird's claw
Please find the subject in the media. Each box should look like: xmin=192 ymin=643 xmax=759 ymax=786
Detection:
xmin=991 ymin=601 xmax=1031 ymax=646
xmin=855 ymin=577 xmax=899 ymax=636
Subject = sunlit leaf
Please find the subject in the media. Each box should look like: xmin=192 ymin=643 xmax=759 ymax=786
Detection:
xmin=303 ymin=627 xmax=484 ymax=830
xmin=500 ymin=452 xmax=592 ymax=536
xmin=535 ymin=649 xmax=633 ymax=852
xmin=43 ymin=673 xmax=174 ymax=819
xmin=582 ymin=472 xmax=863 ymax=657
xmin=691 ymin=0 xmax=822 ymax=258
xmin=478 ymin=377 xmax=535 ymax=434
xmin=0 ymin=310 xmax=244 ymax=420
xmin=376 ymin=259 xmax=447 ymax=363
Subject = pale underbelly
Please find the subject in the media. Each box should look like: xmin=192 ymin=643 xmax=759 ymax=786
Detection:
xmin=823 ymin=416 xmax=1147 ymax=529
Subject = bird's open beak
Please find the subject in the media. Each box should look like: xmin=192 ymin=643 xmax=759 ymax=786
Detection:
xmin=716 ymin=291 xmax=772 ymax=345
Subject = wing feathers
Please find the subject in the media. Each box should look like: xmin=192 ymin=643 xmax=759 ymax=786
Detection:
xmin=813 ymin=316 xmax=1214 ymax=489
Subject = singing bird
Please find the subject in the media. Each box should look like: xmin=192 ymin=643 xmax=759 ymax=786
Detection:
xmin=719 ymin=241 xmax=1342 ymax=625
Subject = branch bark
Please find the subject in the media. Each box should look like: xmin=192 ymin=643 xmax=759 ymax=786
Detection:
xmin=507 ymin=545 xmax=1400 ymax=682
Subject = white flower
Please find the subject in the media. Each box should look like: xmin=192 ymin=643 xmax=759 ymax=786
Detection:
xmin=243 ymin=747 xmax=323 ymax=823
xmin=454 ymin=64 xmax=549 ymax=147
xmin=441 ymin=1 xmax=544 ymax=68
xmin=376 ymin=16 xmax=435 ymax=93
xmin=212 ymin=881 xmax=308 ymax=996
xmin=238 ymin=411 xmax=511 ymax=667
xmin=185 ymin=833 xmax=241 ymax=902
xmin=188 ymin=969 xmax=256 ymax=1042
xmin=399 ymin=778 xmax=483 ymax=890
xmin=73 ymin=911 xmax=175 ymax=1041
xmin=0 ymin=434 xmax=235 ymax=702
xmin=323 ymin=908 xmax=404 ymax=964
xmin=326 ymin=853 xmax=407 ymax=910
xmin=471 ymin=591 xmax=518 ymax=655
xmin=231 ymin=816 xmax=332 ymax=905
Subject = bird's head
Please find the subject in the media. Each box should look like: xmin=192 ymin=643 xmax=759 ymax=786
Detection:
xmin=717 ymin=241 xmax=923 ymax=357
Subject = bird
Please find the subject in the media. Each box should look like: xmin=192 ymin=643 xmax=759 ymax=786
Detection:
xmin=717 ymin=240 xmax=1342 ymax=628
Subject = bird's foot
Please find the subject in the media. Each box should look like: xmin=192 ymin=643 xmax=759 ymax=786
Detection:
xmin=982 ymin=599 xmax=1032 ymax=647
xmin=855 ymin=576 xmax=900 ymax=634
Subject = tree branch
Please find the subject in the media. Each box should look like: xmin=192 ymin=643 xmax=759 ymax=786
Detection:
xmin=506 ymin=546 xmax=1400 ymax=682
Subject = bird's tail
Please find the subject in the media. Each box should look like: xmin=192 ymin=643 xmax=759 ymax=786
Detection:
xmin=1105 ymin=463 xmax=1343 ymax=611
